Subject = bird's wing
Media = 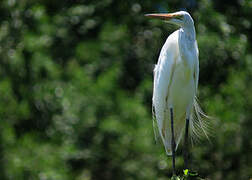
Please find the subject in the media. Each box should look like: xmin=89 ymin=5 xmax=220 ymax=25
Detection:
xmin=152 ymin=33 xmax=178 ymax=141
xmin=191 ymin=41 xmax=211 ymax=142
xmin=194 ymin=41 xmax=199 ymax=94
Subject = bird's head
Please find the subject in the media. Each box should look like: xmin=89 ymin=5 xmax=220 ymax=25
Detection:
xmin=145 ymin=11 xmax=194 ymax=28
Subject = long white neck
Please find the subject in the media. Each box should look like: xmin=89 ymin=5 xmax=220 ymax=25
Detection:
xmin=178 ymin=26 xmax=197 ymax=65
xmin=181 ymin=25 xmax=196 ymax=41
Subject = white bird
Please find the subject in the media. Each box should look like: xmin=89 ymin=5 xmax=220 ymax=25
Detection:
xmin=145 ymin=11 xmax=209 ymax=174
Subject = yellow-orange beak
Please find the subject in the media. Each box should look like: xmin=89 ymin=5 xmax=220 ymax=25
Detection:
xmin=145 ymin=13 xmax=181 ymax=20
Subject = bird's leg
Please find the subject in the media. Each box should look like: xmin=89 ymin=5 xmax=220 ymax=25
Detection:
xmin=184 ymin=117 xmax=190 ymax=169
xmin=170 ymin=108 xmax=176 ymax=175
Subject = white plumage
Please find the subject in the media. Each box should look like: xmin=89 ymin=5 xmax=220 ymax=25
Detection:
xmin=148 ymin=11 xmax=209 ymax=155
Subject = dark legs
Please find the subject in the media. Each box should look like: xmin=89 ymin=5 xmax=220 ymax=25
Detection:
xmin=170 ymin=108 xmax=176 ymax=175
xmin=169 ymin=108 xmax=190 ymax=174
xmin=184 ymin=118 xmax=190 ymax=169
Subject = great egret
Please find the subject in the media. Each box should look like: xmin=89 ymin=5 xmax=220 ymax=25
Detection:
xmin=145 ymin=11 xmax=209 ymax=174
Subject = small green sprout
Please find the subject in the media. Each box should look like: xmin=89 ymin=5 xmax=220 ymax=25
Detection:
xmin=183 ymin=169 xmax=189 ymax=176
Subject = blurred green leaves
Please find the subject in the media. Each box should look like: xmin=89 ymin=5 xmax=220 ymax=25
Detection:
xmin=0 ymin=0 xmax=251 ymax=180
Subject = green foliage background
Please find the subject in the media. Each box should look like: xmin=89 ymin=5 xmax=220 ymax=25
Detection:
xmin=0 ymin=0 xmax=251 ymax=179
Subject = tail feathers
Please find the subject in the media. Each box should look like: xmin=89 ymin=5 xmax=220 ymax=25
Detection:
xmin=162 ymin=131 xmax=183 ymax=156
xmin=152 ymin=107 xmax=183 ymax=156
xmin=152 ymin=97 xmax=211 ymax=155
xmin=190 ymin=97 xmax=212 ymax=144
